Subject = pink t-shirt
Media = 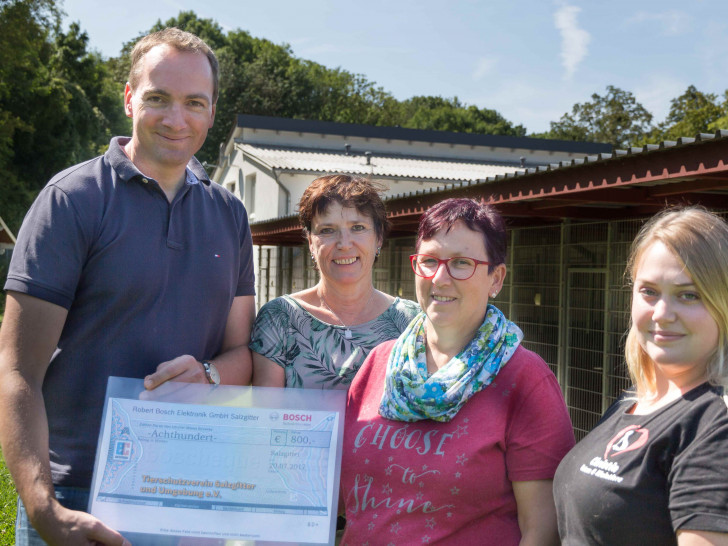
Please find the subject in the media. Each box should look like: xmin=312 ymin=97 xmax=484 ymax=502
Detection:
xmin=340 ymin=341 xmax=574 ymax=545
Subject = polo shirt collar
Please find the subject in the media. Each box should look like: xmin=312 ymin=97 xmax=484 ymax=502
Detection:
xmin=107 ymin=136 xmax=211 ymax=186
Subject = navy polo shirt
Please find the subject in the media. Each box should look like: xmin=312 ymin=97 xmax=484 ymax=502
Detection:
xmin=6 ymin=137 xmax=255 ymax=487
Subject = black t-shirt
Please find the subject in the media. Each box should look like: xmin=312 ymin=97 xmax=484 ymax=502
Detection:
xmin=554 ymin=383 xmax=728 ymax=545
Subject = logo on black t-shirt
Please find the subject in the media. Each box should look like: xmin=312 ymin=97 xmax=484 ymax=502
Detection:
xmin=604 ymin=425 xmax=649 ymax=458
xmin=577 ymin=424 xmax=649 ymax=484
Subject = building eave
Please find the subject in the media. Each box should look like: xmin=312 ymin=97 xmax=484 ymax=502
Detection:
xmin=250 ymin=130 xmax=728 ymax=245
xmin=235 ymin=114 xmax=612 ymax=155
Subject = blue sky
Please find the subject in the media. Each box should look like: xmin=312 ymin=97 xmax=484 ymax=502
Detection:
xmin=62 ymin=0 xmax=728 ymax=134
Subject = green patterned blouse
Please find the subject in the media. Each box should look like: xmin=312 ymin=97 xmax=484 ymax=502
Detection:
xmin=250 ymin=295 xmax=420 ymax=390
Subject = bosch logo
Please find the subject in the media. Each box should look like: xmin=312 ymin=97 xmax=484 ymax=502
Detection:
xmin=283 ymin=413 xmax=312 ymax=422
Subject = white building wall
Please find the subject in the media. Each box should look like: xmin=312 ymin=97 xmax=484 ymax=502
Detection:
xmin=274 ymin=173 xmax=443 ymax=217
xmin=215 ymin=148 xmax=241 ymax=198
xmin=243 ymin=167 xmax=280 ymax=222
xmin=212 ymin=120 xmax=601 ymax=226
xmin=215 ymin=150 xmax=285 ymax=221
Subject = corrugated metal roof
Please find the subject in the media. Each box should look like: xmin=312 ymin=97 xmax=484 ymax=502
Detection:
xmin=249 ymin=128 xmax=728 ymax=244
xmin=239 ymin=144 xmax=523 ymax=182
xmin=381 ymin=129 xmax=728 ymax=202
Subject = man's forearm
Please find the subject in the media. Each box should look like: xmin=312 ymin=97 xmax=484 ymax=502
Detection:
xmin=0 ymin=292 xmax=73 ymax=541
xmin=142 ymin=343 xmax=253 ymax=390
xmin=211 ymin=343 xmax=252 ymax=385
xmin=215 ymin=294 xmax=256 ymax=385
xmin=0 ymin=370 xmax=57 ymax=527
xmin=144 ymin=295 xmax=255 ymax=389
xmin=0 ymin=366 xmax=130 ymax=546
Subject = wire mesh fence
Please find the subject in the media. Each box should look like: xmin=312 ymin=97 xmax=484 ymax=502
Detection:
xmin=254 ymin=216 xmax=647 ymax=440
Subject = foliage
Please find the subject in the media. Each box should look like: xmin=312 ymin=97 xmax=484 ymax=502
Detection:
xmin=0 ymin=0 xmax=128 ymax=234
xmin=709 ymin=91 xmax=728 ymax=132
xmin=646 ymin=86 xmax=724 ymax=143
xmin=538 ymin=84 xmax=728 ymax=147
xmin=0 ymin=252 xmax=10 ymax=320
xmin=0 ymin=0 xmax=59 ymax=233
xmin=394 ymin=96 xmax=527 ymax=136
xmin=663 ymin=86 xmax=722 ymax=133
xmin=0 ymin=450 xmax=16 ymax=545
xmin=109 ymin=11 xmax=528 ymax=167
xmin=544 ymin=86 xmax=654 ymax=149
xmin=5 ymin=3 xmax=728 ymax=237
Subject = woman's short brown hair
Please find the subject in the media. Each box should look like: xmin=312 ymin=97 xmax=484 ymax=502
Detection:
xmin=298 ymin=174 xmax=390 ymax=240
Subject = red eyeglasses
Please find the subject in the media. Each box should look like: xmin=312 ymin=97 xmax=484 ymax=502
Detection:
xmin=410 ymin=254 xmax=490 ymax=280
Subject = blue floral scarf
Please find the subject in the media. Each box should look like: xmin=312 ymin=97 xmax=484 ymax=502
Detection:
xmin=379 ymin=305 xmax=523 ymax=422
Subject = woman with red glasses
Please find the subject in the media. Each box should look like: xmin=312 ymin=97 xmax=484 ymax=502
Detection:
xmin=339 ymin=198 xmax=574 ymax=545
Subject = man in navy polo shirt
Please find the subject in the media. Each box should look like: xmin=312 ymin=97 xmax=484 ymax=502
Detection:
xmin=0 ymin=28 xmax=255 ymax=545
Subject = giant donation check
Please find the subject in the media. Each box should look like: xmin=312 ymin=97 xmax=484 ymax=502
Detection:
xmin=89 ymin=377 xmax=346 ymax=545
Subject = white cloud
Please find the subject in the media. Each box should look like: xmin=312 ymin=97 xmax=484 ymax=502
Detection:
xmin=554 ymin=2 xmax=590 ymax=80
xmin=472 ymin=57 xmax=498 ymax=81
xmin=625 ymin=10 xmax=690 ymax=36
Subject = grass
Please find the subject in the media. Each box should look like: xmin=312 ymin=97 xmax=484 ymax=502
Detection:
xmin=0 ymin=450 xmax=16 ymax=546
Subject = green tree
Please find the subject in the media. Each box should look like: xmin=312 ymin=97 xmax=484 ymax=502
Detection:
xmin=111 ymin=11 xmax=529 ymax=168
xmin=110 ymin=10 xmax=228 ymax=83
xmin=0 ymin=0 xmax=62 ymax=232
xmin=52 ymin=22 xmax=129 ymax=155
xmin=396 ymin=96 xmax=526 ymax=136
xmin=545 ymin=86 xmax=653 ymax=149
xmin=0 ymin=0 xmax=127 ymax=234
xmin=708 ymin=90 xmax=728 ymax=132
xmin=650 ymin=86 xmax=723 ymax=142
xmin=1 ymin=3 xmax=533 ymax=226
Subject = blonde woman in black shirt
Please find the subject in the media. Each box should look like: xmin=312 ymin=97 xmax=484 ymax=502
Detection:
xmin=554 ymin=207 xmax=728 ymax=545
